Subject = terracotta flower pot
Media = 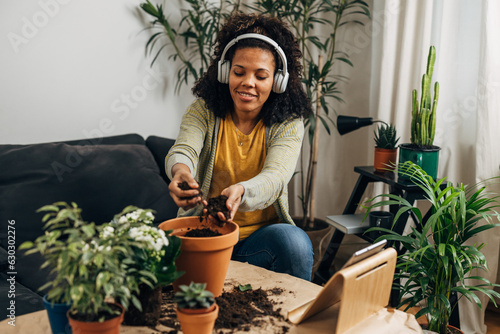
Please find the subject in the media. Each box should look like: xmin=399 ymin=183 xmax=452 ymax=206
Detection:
xmin=159 ymin=216 xmax=239 ymax=297
xmin=67 ymin=304 xmax=124 ymax=334
xmin=374 ymin=147 xmax=398 ymax=172
xmin=176 ymin=303 xmax=219 ymax=334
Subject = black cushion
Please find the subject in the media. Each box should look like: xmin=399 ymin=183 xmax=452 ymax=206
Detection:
xmin=146 ymin=135 xmax=176 ymax=185
xmin=0 ymin=142 xmax=178 ymax=293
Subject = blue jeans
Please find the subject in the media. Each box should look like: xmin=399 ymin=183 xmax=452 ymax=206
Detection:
xmin=231 ymin=224 xmax=314 ymax=281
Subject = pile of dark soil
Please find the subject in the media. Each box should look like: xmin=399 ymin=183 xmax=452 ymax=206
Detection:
xmin=215 ymin=286 xmax=289 ymax=332
xmin=178 ymin=181 xmax=202 ymax=199
xmin=157 ymin=285 xmax=290 ymax=333
xmin=205 ymin=195 xmax=230 ymax=226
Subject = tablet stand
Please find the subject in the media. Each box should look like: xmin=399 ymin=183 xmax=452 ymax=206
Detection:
xmin=288 ymin=248 xmax=397 ymax=333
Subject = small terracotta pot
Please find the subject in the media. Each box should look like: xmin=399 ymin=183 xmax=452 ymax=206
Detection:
xmin=374 ymin=147 xmax=398 ymax=172
xmin=159 ymin=216 xmax=239 ymax=297
xmin=67 ymin=304 xmax=124 ymax=334
xmin=176 ymin=303 xmax=219 ymax=334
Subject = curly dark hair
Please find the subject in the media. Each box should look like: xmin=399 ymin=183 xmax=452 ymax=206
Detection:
xmin=192 ymin=13 xmax=312 ymax=126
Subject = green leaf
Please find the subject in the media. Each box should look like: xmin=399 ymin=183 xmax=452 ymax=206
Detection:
xmin=238 ymin=284 xmax=252 ymax=292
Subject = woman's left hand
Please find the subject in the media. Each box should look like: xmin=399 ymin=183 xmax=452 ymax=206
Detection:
xmin=203 ymin=184 xmax=245 ymax=223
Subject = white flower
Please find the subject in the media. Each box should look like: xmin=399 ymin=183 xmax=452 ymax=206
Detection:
xmin=118 ymin=209 xmax=155 ymax=225
xmin=102 ymin=226 xmax=114 ymax=239
xmin=128 ymin=225 xmax=169 ymax=253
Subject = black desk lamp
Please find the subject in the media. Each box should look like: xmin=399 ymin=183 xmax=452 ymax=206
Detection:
xmin=337 ymin=115 xmax=387 ymax=135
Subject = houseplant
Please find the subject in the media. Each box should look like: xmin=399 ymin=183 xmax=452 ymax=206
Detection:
xmin=103 ymin=206 xmax=183 ymax=326
xmin=175 ymin=282 xmax=219 ymax=334
xmin=20 ymin=202 xmax=182 ymax=333
xmin=139 ymin=0 xmax=370 ymax=228
xmin=139 ymin=0 xmax=239 ymax=93
xmin=363 ymin=162 xmax=500 ymax=334
xmin=399 ymin=45 xmax=440 ymax=180
xmin=139 ymin=0 xmax=370 ymax=276
xmin=159 ymin=216 xmax=239 ymax=297
xmin=373 ymin=123 xmax=399 ymax=172
xmin=249 ymin=0 xmax=370 ymax=229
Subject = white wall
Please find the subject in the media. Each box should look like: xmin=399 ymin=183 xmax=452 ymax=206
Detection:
xmin=0 ymin=0 xmax=192 ymax=144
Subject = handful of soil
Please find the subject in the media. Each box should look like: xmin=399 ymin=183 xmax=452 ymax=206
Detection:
xmin=178 ymin=181 xmax=202 ymax=200
xmin=206 ymin=195 xmax=230 ymax=227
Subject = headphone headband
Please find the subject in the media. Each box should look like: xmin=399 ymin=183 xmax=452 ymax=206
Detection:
xmin=219 ymin=33 xmax=288 ymax=74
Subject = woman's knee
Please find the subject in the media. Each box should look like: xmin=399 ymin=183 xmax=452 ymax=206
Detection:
xmin=261 ymin=224 xmax=314 ymax=278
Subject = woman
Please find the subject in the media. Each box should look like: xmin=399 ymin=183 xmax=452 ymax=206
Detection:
xmin=166 ymin=13 xmax=313 ymax=280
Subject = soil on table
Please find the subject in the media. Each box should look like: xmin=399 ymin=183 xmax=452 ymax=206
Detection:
xmin=205 ymin=195 xmax=230 ymax=226
xmin=157 ymin=285 xmax=290 ymax=333
xmin=178 ymin=181 xmax=202 ymax=200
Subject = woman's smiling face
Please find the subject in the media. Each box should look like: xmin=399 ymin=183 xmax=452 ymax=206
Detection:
xmin=228 ymin=47 xmax=275 ymax=117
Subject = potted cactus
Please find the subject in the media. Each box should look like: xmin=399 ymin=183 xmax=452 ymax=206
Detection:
xmin=175 ymin=282 xmax=219 ymax=334
xmin=373 ymin=123 xmax=399 ymax=172
xmin=399 ymin=45 xmax=440 ymax=180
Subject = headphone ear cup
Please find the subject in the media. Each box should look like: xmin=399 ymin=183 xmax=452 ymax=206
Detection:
xmin=217 ymin=60 xmax=230 ymax=84
xmin=273 ymin=71 xmax=289 ymax=94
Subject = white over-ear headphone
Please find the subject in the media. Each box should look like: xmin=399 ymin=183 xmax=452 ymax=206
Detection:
xmin=217 ymin=33 xmax=289 ymax=94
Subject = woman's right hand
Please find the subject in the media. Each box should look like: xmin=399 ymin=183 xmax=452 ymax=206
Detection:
xmin=169 ymin=164 xmax=202 ymax=210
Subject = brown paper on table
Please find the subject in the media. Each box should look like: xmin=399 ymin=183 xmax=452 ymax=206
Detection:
xmin=0 ymin=260 xmax=422 ymax=333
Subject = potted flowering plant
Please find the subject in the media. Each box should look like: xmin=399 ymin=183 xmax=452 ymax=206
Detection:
xmin=20 ymin=202 xmax=182 ymax=332
xmin=103 ymin=206 xmax=183 ymax=326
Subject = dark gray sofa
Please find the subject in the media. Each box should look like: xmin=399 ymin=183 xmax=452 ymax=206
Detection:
xmin=0 ymin=134 xmax=178 ymax=317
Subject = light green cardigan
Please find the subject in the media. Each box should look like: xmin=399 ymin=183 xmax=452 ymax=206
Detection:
xmin=166 ymin=99 xmax=304 ymax=225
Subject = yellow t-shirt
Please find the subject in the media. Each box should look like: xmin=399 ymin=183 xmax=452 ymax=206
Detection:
xmin=208 ymin=113 xmax=278 ymax=239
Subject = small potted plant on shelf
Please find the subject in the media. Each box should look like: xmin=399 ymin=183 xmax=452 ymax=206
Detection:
xmin=175 ymin=282 xmax=219 ymax=334
xmin=399 ymin=46 xmax=440 ymax=180
xmin=373 ymin=123 xmax=399 ymax=172
xmin=20 ymin=202 xmax=182 ymax=333
xmin=363 ymin=162 xmax=500 ymax=334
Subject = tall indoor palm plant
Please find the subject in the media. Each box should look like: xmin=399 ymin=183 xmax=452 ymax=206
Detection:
xmin=364 ymin=162 xmax=500 ymax=333
xmin=140 ymin=0 xmax=240 ymax=93
xmin=139 ymin=0 xmax=370 ymax=228
xmin=249 ymin=0 xmax=370 ymax=228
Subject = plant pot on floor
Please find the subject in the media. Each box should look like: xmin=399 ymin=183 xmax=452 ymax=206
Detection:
xmin=422 ymin=324 xmax=464 ymax=334
xmin=374 ymin=147 xmax=398 ymax=172
xmin=176 ymin=303 xmax=219 ymax=334
xmin=293 ymin=217 xmax=335 ymax=280
xmin=43 ymin=295 xmax=72 ymax=334
xmin=398 ymin=143 xmax=440 ymax=180
xmin=159 ymin=216 xmax=239 ymax=297
xmin=67 ymin=303 xmax=124 ymax=334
